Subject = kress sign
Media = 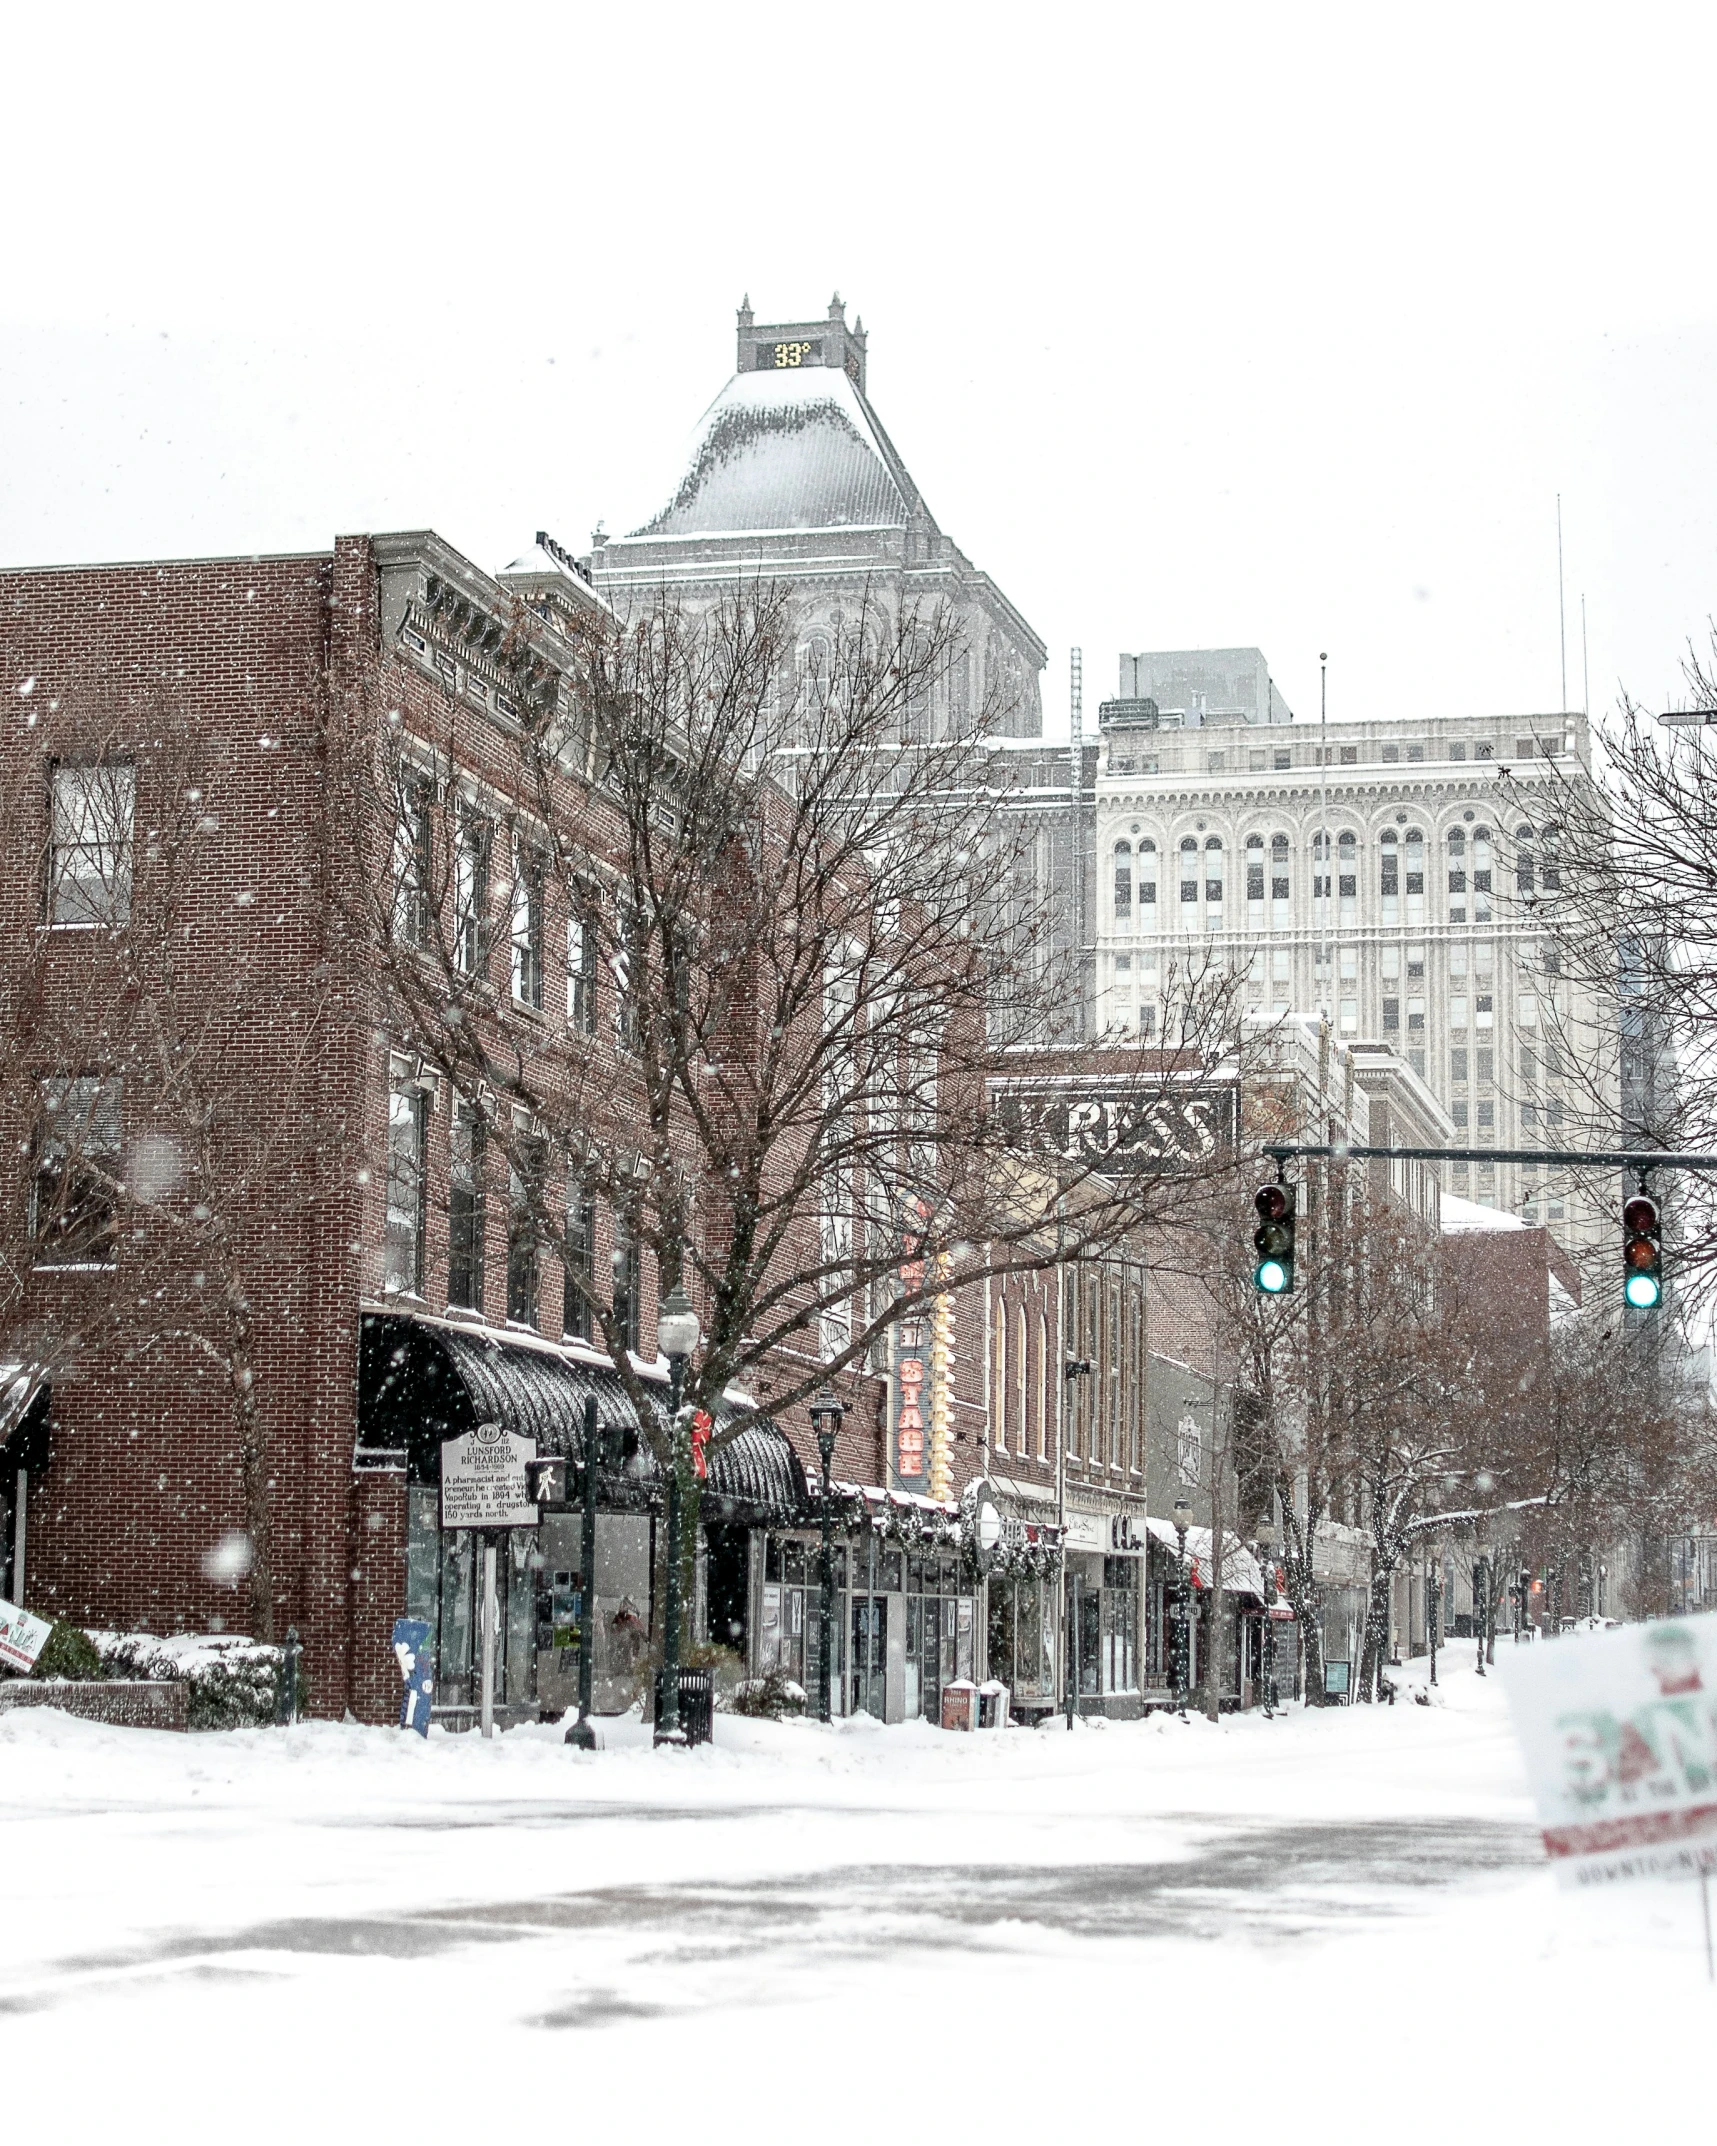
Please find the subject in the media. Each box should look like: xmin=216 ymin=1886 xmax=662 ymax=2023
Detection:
xmin=994 ymin=1083 xmax=1235 ymax=1172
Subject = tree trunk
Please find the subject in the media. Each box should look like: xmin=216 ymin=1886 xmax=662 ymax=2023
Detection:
xmin=1357 ymin=1552 xmax=1394 ymax=1702
xmin=1277 ymin=1478 xmax=1325 ymax=1704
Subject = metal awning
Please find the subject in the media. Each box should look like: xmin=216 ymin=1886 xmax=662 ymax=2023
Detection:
xmin=358 ymin=1313 xmax=808 ymax=1523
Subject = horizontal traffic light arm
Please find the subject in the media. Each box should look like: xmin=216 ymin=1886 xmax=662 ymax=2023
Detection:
xmin=1262 ymin=1144 xmax=1717 ymax=1171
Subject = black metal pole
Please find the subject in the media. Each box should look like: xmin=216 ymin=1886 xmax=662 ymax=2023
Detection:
xmin=567 ymin=1395 xmax=599 ymax=1750
xmin=817 ymin=1428 xmax=835 ymax=1726
xmin=1428 ymin=1555 xmax=1439 ymax=1687
xmin=657 ymin=1352 xmax=686 ymax=1746
xmin=1474 ymin=1555 xmax=1487 ymax=1678
xmin=1067 ymin=1568 xmax=1082 ymax=1728
xmin=1174 ymin=1526 xmax=1190 ymax=1714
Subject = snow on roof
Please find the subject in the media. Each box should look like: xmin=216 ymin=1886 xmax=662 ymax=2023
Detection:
xmin=627 ymin=365 xmax=910 ymax=539
xmin=1440 ymin=1192 xmax=1528 ymax=1234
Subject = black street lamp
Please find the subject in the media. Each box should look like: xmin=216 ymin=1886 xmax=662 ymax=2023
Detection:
xmin=1427 ymin=1542 xmax=1441 ymax=1688
xmin=655 ymin=1280 xmax=701 ymax=1749
xmin=566 ymin=1394 xmax=600 ymax=1750
xmin=1173 ymin=1493 xmax=1193 ymax=1716
xmin=809 ymin=1385 xmax=844 ymax=1725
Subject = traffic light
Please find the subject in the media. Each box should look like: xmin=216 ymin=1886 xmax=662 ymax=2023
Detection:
xmin=1253 ymin=1182 xmax=1296 ymax=1294
xmin=1622 ymin=1190 xmax=1662 ymax=1310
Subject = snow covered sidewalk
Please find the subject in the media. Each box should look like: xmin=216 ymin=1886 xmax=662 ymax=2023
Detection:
xmin=0 ymin=1653 xmax=1707 ymax=2142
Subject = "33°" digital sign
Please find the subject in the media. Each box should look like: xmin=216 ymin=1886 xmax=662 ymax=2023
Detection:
xmin=757 ymin=340 xmax=821 ymax=369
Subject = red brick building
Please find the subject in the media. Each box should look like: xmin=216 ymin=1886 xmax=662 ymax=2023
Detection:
xmin=0 ymin=532 xmax=1001 ymax=1724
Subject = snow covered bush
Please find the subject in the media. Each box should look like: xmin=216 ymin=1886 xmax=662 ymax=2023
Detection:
xmin=95 ymin=1632 xmax=286 ymax=1730
xmin=730 ymin=1668 xmax=806 ymax=1720
xmin=29 ymin=1621 xmax=104 ymax=1681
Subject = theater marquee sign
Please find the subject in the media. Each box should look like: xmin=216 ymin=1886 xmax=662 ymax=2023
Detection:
xmin=994 ymin=1082 xmax=1236 ymax=1172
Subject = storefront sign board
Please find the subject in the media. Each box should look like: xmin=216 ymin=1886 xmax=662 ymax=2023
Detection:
xmin=1062 ymin=1512 xmax=1104 ymax=1553
xmin=441 ymin=1421 xmax=539 ymax=1530
xmin=0 ymin=1597 xmax=51 ymax=1674
xmin=1501 ymin=1613 xmax=1717 ymax=1885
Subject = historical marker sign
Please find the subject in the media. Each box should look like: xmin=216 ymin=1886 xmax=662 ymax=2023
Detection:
xmin=1502 ymin=1614 xmax=1717 ymax=1885
xmin=441 ymin=1420 xmax=539 ymax=1530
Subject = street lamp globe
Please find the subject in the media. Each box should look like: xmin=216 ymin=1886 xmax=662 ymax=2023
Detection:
xmin=1173 ymin=1495 xmax=1192 ymax=1531
xmin=658 ymin=1282 xmax=700 ymax=1362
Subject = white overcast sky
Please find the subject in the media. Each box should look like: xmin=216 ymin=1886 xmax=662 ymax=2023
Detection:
xmin=3 ymin=2 xmax=1714 ymax=737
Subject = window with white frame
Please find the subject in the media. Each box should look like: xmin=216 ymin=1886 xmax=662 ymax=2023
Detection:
xmin=48 ymin=762 xmax=134 ymax=926
xmin=393 ymin=771 xmax=435 ymax=948
xmin=567 ymin=905 xmax=597 ymax=1033
xmin=510 ymin=840 xmax=545 ymax=1009
xmin=448 ymin=1093 xmax=486 ymax=1310
xmin=385 ymin=1072 xmax=428 ymax=1295
xmin=33 ymin=1075 xmax=122 ymax=1265
xmin=454 ymin=806 xmax=491 ymax=975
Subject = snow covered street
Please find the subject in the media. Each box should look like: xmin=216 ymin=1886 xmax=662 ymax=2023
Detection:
xmin=2 ymin=1651 xmax=1709 ymax=2143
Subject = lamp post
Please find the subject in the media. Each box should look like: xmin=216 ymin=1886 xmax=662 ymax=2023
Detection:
xmin=566 ymin=1393 xmax=600 ymax=1750
xmin=1256 ymin=1520 xmax=1277 ymax=1717
xmin=654 ymin=1280 xmax=700 ymax=1749
xmin=1427 ymin=1542 xmax=1441 ymax=1689
xmin=1173 ymin=1494 xmax=1193 ymax=1716
xmin=809 ymin=1385 xmax=844 ymax=1725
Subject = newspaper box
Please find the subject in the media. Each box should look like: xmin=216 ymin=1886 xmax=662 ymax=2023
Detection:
xmin=941 ymin=1679 xmax=978 ymax=1732
xmin=977 ymin=1679 xmax=1011 ymax=1730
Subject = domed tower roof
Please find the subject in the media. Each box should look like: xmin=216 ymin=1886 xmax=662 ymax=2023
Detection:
xmin=633 ymin=363 xmax=912 ymax=538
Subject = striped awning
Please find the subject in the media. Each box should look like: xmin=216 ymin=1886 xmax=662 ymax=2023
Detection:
xmin=359 ymin=1313 xmax=808 ymax=1523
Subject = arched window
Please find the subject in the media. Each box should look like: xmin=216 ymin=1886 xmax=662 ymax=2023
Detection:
xmin=1113 ymin=839 xmax=1133 ymax=921
xmin=1245 ymin=834 xmax=1265 ymax=915
xmin=1179 ymin=837 xmax=1199 ymax=909
xmin=1380 ymin=830 xmax=1400 ymax=922
xmin=1338 ymin=831 xmax=1357 ymax=925
xmin=1404 ymin=829 xmax=1425 ymax=924
xmin=1515 ymin=823 xmax=1536 ymax=897
xmin=1447 ymin=828 xmax=1468 ymax=921
xmin=1204 ymin=835 xmax=1224 ymax=927
xmin=1270 ymin=833 xmax=1291 ymax=921
xmin=1473 ymin=826 xmax=1493 ymax=921
xmin=1137 ymin=839 xmax=1157 ymax=907
xmin=1312 ymin=831 xmax=1331 ymax=918
xmin=1541 ymin=822 xmax=1561 ymax=894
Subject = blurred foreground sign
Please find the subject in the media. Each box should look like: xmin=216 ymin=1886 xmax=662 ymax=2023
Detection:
xmin=0 ymin=1598 xmax=51 ymax=1673
xmin=1502 ymin=1616 xmax=1717 ymax=1885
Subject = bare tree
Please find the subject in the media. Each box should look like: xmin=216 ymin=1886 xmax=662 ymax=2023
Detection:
xmin=336 ymin=582 xmax=1256 ymax=1657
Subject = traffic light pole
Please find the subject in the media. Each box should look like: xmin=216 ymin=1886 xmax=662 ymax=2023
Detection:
xmin=1262 ymin=1143 xmax=1717 ymax=1171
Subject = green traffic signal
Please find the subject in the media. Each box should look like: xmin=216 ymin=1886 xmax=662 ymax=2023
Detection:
xmin=1252 ymin=1182 xmax=1296 ymax=1294
xmin=1622 ymin=1191 xmax=1661 ymax=1312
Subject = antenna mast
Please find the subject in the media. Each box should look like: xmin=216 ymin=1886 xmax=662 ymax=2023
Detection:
xmin=1557 ymin=495 xmax=1568 ymax=713
xmin=1070 ymin=648 xmax=1086 ymax=1039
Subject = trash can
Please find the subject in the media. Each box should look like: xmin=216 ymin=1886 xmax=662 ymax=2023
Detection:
xmin=655 ymin=1666 xmax=715 ymax=1746
xmin=977 ymin=1679 xmax=1011 ymax=1730
xmin=941 ymin=1679 xmax=978 ymax=1732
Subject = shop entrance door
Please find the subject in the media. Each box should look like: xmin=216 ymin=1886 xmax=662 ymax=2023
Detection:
xmin=850 ymin=1595 xmax=887 ymax=1720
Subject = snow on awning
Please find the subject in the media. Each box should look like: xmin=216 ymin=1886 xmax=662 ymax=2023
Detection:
xmin=1142 ymin=1515 xmax=1266 ymax=1598
xmin=358 ymin=1313 xmax=808 ymax=1522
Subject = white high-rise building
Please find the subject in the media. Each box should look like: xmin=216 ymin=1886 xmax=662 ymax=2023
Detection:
xmin=1088 ymin=655 xmax=1612 ymax=1237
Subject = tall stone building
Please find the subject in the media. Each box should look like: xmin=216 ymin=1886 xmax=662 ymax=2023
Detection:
xmin=585 ymin=296 xmax=1046 ymax=738
xmin=1083 ymin=653 xmax=1613 ymax=1238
